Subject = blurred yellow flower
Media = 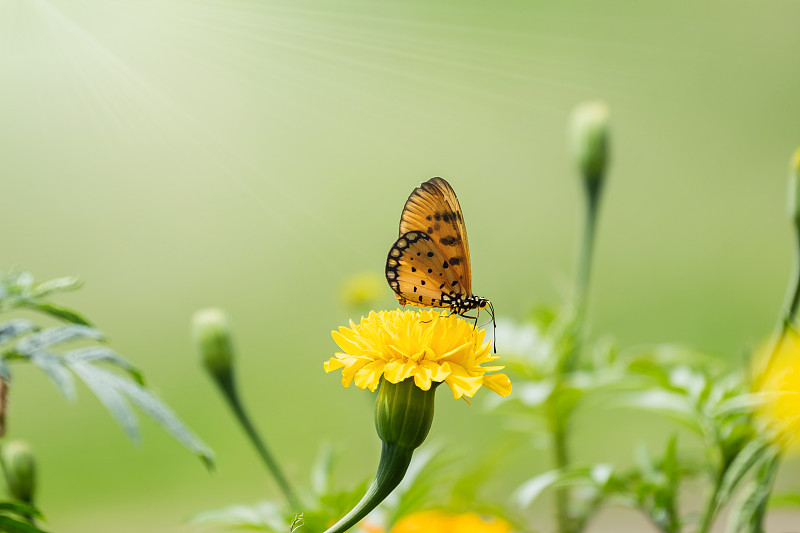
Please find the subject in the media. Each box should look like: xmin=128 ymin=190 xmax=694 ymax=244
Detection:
xmin=390 ymin=510 xmax=513 ymax=533
xmin=755 ymin=328 xmax=800 ymax=448
xmin=325 ymin=309 xmax=511 ymax=399
xmin=340 ymin=272 xmax=384 ymax=311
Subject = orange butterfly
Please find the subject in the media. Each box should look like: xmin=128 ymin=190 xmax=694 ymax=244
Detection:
xmin=385 ymin=177 xmax=494 ymax=326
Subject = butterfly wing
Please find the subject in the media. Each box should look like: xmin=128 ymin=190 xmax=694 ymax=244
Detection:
xmin=396 ymin=177 xmax=473 ymax=294
xmin=386 ymin=231 xmax=469 ymax=307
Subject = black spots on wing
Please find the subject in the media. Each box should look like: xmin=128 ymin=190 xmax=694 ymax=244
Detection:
xmin=426 ymin=215 xmax=432 ymax=221
xmin=427 ymin=252 xmax=434 ymax=258
xmin=418 ymin=296 xmax=423 ymax=302
xmin=438 ymin=283 xmax=445 ymax=289
xmin=449 ymin=257 xmax=461 ymax=265
xmin=411 ymin=267 xmax=416 ymax=272
xmin=421 ymin=280 xmax=426 ymax=286
xmin=416 ymin=252 xmax=421 ymax=256
xmin=431 ymin=211 xmax=462 ymax=224
xmin=439 ymin=236 xmax=458 ymax=246
xmin=413 ymin=286 xmax=417 ymax=293
xmin=451 ymin=280 xmax=458 ymax=287
xmin=442 ymin=261 xmax=449 ymax=269
xmin=427 ymin=227 xmax=433 ymax=234
xmin=427 ymin=268 xmax=433 ymax=273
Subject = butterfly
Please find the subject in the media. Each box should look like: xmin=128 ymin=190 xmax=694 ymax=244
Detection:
xmin=385 ymin=177 xmax=495 ymax=330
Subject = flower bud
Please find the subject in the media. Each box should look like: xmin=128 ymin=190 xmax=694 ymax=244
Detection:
xmin=1 ymin=440 xmax=36 ymax=504
xmin=192 ymin=308 xmax=234 ymax=385
xmin=375 ymin=378 xmax=437 ymax=450
xmin=340 ymin=272 xmax=383 ymax=312
xmin=788 ymin=148 xmax=800 ymax=226
xmin=570 ymin=101 xmax=610 ymax=182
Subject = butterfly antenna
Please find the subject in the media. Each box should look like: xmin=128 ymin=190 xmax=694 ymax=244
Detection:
xmin=488 ymin=301 xmax=497 ymax=353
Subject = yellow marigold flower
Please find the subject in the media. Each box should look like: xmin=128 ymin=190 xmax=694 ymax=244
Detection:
xmin=755 ymin=329 xmax=800 ymax=448
xmin=390 ymin=510 xmax=513 ymax=533
xmin=325 ymin=309 xmax=512 ymax=399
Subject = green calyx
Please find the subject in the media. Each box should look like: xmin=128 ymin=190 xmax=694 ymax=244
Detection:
xmin=570 ymin=101 xmax=610 ymax=183
xmin=324 ymin=379 xmax=437 ymax=533
xmin=1 ymin=440 xmax=36 ymax=504
xmin=375 ymin=378 xmax=437 ymax=450
xmin=788 ymin=148 xmax=800 ymax=227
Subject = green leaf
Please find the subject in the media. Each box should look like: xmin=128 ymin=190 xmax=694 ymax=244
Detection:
xmin=31 ymin=303 xmax=91 ymax=327
xmin=190 ymin=501 xmax=286 ymax=531
xmin=31 ymin=276 xmax=81 ymax=297
xmin=716 ymin=438 xmax=775 ymax=510
xmin=0 ymin=516 xmax=50 ymax=533
xmin=611 ymin=390 xmax=701 ymax=433
xmin=0 ymin=501 xmax=43 ymax=519
xmin=0 ymin=320 xmax=37 ymax=345
xmin=64 ymin=347 xmax=144 ymax=385
xmin=712 ymin=393 xmax=777 ymax=418
xmin=68 ymin=361 xmax=140 ymax=443
xmin=97 ymin=371 xmax=214 ymax=466
xmin=514 ymin=469 xmax=562 ymax=508
xmin=24 ymin=350 xmax=75 ymax=400
xmin=725 ymin=455 xmax=779 ymax=533
xmin=16 ymin=326 xmax=103 ymax=351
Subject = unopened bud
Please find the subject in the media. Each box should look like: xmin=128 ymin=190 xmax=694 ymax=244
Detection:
xmin=192 ymin=308 xmax=234 ymax=385
xmin=1 ymin=440 xmax=36 ymax=504
xmin=570 ymin=101 xmax=610 ymax=182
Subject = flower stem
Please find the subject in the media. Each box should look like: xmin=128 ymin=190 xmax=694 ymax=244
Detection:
xmin=696 ymin=472 xmax=723 ymax=533
xmin=756 ymin=226 xmax=800 ymax=389
xmin=550 ymin=401 xmax=574 ymax=533
xmin=215 ymin=373 xmax=301 ymax=511
xmin=323 ymin=442 xmax=414 ymax=533
xmin=780 ymin=230 xmax=800 ymax=330
xmin=575 ymin=177 xmax=603 ymax=322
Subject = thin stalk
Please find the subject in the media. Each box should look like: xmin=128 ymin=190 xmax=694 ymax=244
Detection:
xmin=215 ymin=373 xmax=301 ymax=511
xmin=549 ymin=400 xmax=574 ymax=533
xmin=549 ymin=174 xmax=604 ymax=533
xmin=696 ymin=472 xmax=723 ymax=533
xmin=759 ymin=230 xmax=800 ymax=381
xmin=782 ymin=230 xmax=800 ymax=329
xmin=323 ymin=442 xmax=413 ymax=533
xmin=575 ymin=178 xmax=603 ymax=322
xmin=561 ymin=177 xmax=603 ymax=373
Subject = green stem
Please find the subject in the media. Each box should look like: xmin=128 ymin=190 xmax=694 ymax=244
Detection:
xmin=781 ymin=229 xmax=800 ymax=329
xmin=548 ymin=174 xmax=604 ymax=533
xmin=756 ymin=228 xmax=800 ymax=390
xmin=323 ymin=442 xmax=414 ymax=533
xmin=215 ymin=374 xmax=301 ymax=511
xmin=575 ymin=177 xmax=602 ymax=320
xmin=561 ymin=176 xmax=603 ymax=374
xmin=696 ymin=472 xmax=723 ymax=533
xmin=550 ymin=402 xmax=574 ymax=533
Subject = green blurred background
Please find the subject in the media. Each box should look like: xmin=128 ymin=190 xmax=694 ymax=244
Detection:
xmin=1 ymin=0 xmax=799 ymax=531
